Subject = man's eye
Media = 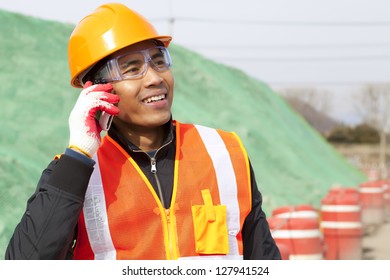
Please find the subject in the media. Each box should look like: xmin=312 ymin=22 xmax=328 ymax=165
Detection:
xmin=152 ymin=54 xmax=168 ymax=66
xmin=121 ymin=62 xmax=142 ymax=75
xmin=154 ymin=59 xmax=166 ymax=66
xmin=123 ymin=66 xmax=140 ymax=74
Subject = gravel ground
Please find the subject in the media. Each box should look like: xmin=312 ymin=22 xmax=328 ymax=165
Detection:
xmin=362 ymin=218 xmax=390 ymax=260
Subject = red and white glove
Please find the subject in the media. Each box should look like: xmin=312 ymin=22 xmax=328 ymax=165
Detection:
xmin=68 ymin=81 xmax=120 ymax=157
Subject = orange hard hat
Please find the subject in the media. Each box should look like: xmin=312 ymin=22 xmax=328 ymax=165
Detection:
xmin=68 ymin=3 xmax=172 ymax=88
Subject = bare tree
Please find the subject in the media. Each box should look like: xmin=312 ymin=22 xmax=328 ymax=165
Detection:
xmin=278 ymin=87 xmax=334 ymax=134
xmin=279 ymin=87 xmax=331 ymax=114
xmin=355 ymin=83 xmax=390 ymax=179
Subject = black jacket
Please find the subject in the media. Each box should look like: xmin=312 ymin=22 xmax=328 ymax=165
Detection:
xmin=5 ymin=121 xmax=280 ymax=260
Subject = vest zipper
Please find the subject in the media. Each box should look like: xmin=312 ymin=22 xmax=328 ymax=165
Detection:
xmin=135 ymin=139 xmax=176 ymax=258
xmin=151 ymin=141 xmax=176 ymax=259
xmin=152 ymin=161 xmax=175 ymax=259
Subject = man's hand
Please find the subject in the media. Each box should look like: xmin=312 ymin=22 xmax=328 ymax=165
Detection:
xmin=68 ymin=81 xmax=120 ymax=157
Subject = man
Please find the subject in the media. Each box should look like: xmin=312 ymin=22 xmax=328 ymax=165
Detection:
xmin=5 ymin=3 xmax=280 ymax=260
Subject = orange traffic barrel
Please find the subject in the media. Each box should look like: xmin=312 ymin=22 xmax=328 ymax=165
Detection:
xmin=377 ymin=180 xmax=390 ymax=218
xmin=268 ymin=216 xmax=324 ymax=260
xmin=272 ymin=204 xmax=319 ymax=220
xmin=320 ymin=187 xmax=363 ymax=259
xmin=359 ymin=180 xmax=385 ymax=228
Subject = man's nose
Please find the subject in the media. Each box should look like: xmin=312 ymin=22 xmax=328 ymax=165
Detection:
xmin=143 ymin=62 xmax=163 ymax=85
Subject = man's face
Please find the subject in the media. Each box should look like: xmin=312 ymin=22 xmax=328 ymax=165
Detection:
xmin=111 ymin=40 xmax=174 ymax=129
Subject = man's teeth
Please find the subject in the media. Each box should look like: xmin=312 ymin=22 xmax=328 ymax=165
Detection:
xmin=143 ymin=95 xmax=165 ymax=103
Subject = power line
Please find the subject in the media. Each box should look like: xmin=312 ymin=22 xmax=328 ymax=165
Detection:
xmin=214 ymin=55 xmax=390 ymax=62
xmin=188 ymin=42 xmax=390 ymax=50
xmin=266 ymin=81 xmax=390 ymax=86
xmin=151 ymin=17 xmax=390 ymax=26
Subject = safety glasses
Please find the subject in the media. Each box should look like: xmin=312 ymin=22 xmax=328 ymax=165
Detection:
xmin=86 ymin=46 xmax=172 ymax=84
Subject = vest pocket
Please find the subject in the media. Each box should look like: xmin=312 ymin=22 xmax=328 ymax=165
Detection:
xmin=191 ymin=189 xmax=229 ymax=254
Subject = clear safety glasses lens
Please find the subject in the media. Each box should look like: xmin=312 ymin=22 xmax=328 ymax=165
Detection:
xmin=92 ymin=47 xmax=172 ymax=84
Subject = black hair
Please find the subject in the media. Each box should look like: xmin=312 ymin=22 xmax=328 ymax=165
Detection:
xmin=81 ymin=58 xmax=110 ymax=85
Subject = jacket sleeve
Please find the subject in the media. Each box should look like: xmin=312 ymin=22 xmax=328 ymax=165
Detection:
xmin=242 ymin=162 xmax=281 ymax=260
xmin=4 ymin=154 xmax=94 ymax=260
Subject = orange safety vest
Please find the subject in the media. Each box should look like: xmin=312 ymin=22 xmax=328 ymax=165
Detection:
xmin=73 ymin=121 xmax=252 ymax=260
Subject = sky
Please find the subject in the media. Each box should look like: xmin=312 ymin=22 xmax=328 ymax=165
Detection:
xmin=1 ymin=0 xmax=390 ymax=124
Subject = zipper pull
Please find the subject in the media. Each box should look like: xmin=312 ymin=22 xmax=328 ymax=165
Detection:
xmin=151 ymin=158 xmax=157 ymax=173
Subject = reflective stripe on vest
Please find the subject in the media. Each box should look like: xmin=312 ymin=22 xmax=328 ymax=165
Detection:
xmin=194 ymin=124 xmax=241 ymax=257
xmin=83 ymin=155 xmax=116 ymax=259
xmin=73 ymin=121 xmax=251 ymax=259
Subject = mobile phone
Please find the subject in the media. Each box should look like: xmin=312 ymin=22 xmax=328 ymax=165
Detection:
xmin=90 ymin=80 xmax=114 ymax=131
xmin=95 ymin=111 xmax=113 ymax=131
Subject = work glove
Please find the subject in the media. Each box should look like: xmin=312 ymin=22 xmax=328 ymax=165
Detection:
xmin=68 ymin=81 xmax=120 ymax=157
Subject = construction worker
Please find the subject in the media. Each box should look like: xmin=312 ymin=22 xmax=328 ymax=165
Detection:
xmin=5 ymin=2 xmax=280 ymax=260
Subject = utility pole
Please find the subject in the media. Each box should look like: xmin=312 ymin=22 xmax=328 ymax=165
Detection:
xmin=375 ymin=85 xmax=390 ymax=180
xmin=379 ymin=124 xmax=387 ymax=179
xmin=168 ymin=0 xmax=175 ymax=36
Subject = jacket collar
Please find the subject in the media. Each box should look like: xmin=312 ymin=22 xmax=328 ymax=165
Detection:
xmin=107 ymin=117 xmax=175 ymax=154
